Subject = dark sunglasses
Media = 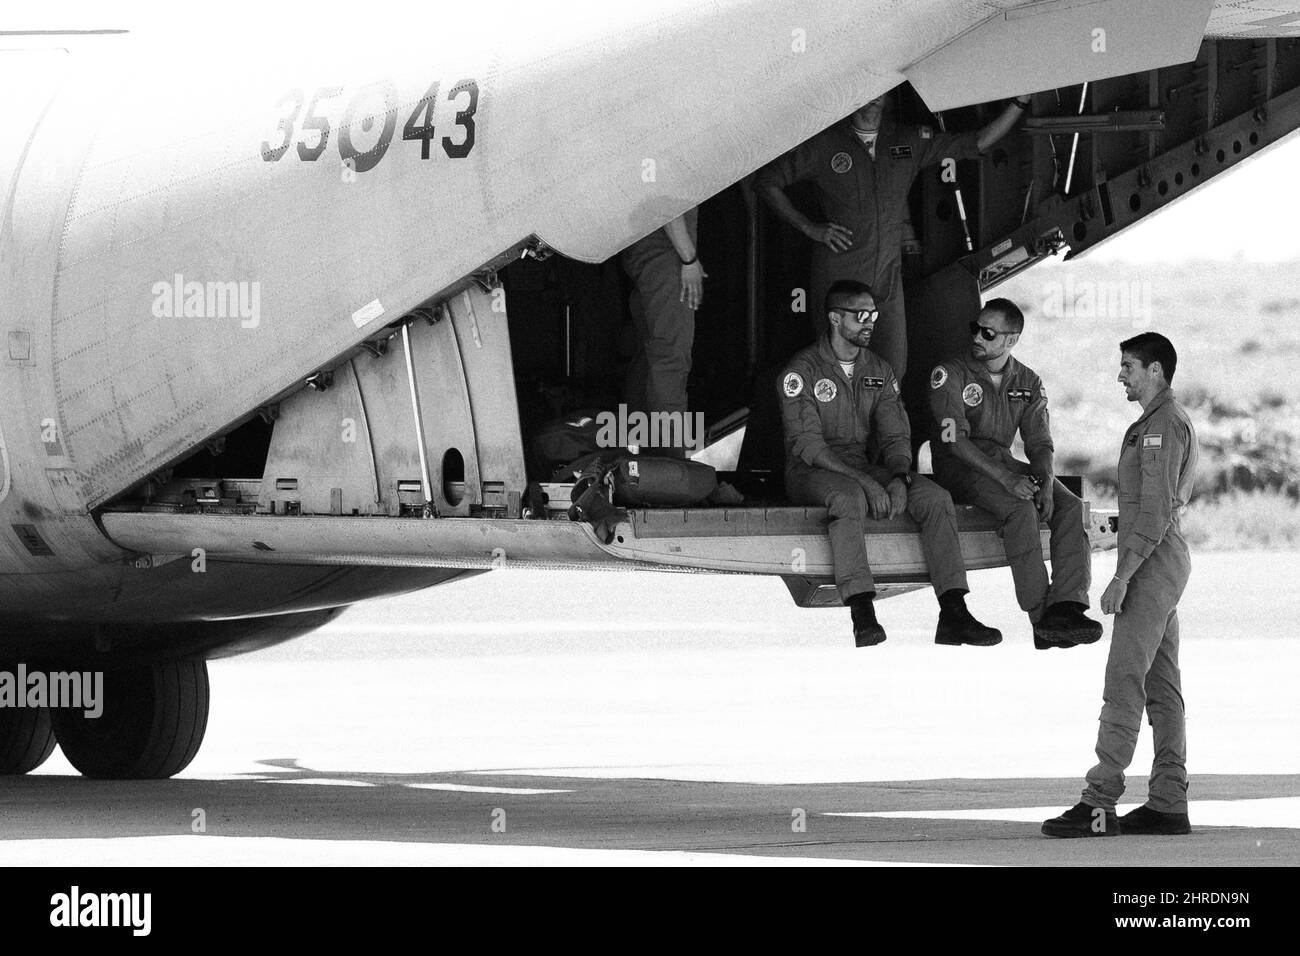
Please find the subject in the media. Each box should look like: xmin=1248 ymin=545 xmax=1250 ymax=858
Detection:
xmin=969 ymin=321 xmax=1012 ymax=342
xmin=833 ymin=308 xmax=879 ymax=323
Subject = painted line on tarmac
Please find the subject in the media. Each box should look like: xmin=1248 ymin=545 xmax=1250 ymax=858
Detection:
xmin=826 ymin=796 xmax=1300 ymax=828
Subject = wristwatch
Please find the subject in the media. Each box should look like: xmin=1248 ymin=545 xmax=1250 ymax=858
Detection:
xmin=892 ymin=472 xmax=914 ymax=488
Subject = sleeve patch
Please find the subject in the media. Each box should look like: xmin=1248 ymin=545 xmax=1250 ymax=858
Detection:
xmin=1143 ymin=434 xmax=1163 ymax=448
xmin=782 ymin=372 xmax=804 ymax=398
xmin=930 ymin=366 xmax=948 ymax=389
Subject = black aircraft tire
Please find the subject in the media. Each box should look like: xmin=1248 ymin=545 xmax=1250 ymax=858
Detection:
xmin=51 ymin=659 xmax=210 ymax=779
xmin=0 ymin=705 xmax=57 ymax=775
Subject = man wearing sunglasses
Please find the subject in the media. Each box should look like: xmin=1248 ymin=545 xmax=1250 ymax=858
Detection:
xmin=928 ymin=298 xmax=1102 ymax=649
xmin=780 ymin=279 xmax=1001 ymax=648
xmin=755 ymin=89 xmax=1031 ymax=381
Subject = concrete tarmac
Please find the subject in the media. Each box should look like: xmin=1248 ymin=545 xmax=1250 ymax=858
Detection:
xmin=2 ymin=551 xmax=1297 ymax=866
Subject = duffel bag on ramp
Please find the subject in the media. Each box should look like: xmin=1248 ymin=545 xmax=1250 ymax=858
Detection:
xmin=611 ymin=456 xmax=717 ymax=507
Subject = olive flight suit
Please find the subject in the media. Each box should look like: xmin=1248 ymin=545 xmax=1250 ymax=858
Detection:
xmin=622 ymin=208 xmax=699 ymax=454
xmin=755 ymin=114 xmax=980 ymax=380
xmin=1083 ymin=388 xmax=1198 ymax=814
xmin=928 ymin=354 xmax=1091 ymax=620
xmin=780 ymin=334 xmax=968 ymax=601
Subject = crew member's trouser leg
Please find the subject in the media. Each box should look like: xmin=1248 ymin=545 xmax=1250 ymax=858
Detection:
xmin=1082 ymin=546 xmax=1189 ymax=812
xmin=1044 ymin=479 xmax=1091 ymax=607
xmin=785 ymin=465 xmax=874 ymax=601
xmin=626 ymin=252 xmax=694 ymax=455
xmin=867 ymin=287 xmax=906 ymax=383
xmin=934 ymin=464 xmax=1049 ymax=619
xmin=900 ymin=473 xmax=968 ymax=596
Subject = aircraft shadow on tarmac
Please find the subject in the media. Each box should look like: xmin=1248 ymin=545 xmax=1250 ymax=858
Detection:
xmin=4 ymin=762 xmax=1297 ymax=864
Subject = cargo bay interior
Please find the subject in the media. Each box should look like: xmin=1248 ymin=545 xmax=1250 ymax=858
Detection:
xmin=100 ymin=43 xmax=1300 ymax=520
xmin=500 ymin=84 xmax=995 ymax=501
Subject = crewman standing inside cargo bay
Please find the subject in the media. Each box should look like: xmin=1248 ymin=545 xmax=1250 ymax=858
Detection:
xmin=755 ymin=90 xmax=1030 ymax=380
xmin=779 ymin=279 xmax=1001 ymax=648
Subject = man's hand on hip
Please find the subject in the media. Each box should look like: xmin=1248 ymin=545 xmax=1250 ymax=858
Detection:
xmin=804 ymin=221 xmax=853 ymax=253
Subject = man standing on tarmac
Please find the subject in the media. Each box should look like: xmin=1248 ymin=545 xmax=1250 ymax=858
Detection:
xmin=755 ymin=89 xmax=1031 ymax=380
xmin=780 ymin=279 xmax=1001 ymax=649
xmin=1043 ymin=333 xmax=1198 ymax=838
xmin=928 ymin=298 xmax=1103 ymax=649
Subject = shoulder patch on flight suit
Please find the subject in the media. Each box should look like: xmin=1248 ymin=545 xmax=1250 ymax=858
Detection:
xmin=888 ymin=145 xmax=913 ymax=158
xmin=930 ymin=366 xmax=948 ymax=389
xmin=830 ymin=152 xmax=852 ymax=174
xmin=893 ymin=379 xmax=900 ymax=394
xmin=814 ymin=378 xmax=837 ymax=402
xmin=1143 ymin=434 xmax=1163 ymax=448
xmin=962 ymin=383 xmax=983 ymax=407
xmin=782 ymin=372 xmax=803 ymax=398
xmin=919 ymin=126 xmax=933 ymax=139
xmin=1007 ymin=388 xmax=1032 ymax=401
xmin=861 ymin=376 xmax=884 ymax=390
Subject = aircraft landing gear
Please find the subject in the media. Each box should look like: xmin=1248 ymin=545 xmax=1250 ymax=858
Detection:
xmin=0 ymin=703 xmax=57 ymax=774
xmin=51 ymin=658 xmax=210 ymax=779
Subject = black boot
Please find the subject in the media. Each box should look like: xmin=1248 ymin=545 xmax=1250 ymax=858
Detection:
xmin=934 ymin=590 xmax=1002 ymax=647
xmin=1061 ymin=602 xmax=1104 ymax=643
xmin=1119 ymin=804 xmax=1191 ymax=835
xmin=849 ymin=592 xmax=886 ymax=647
xmin=1041 ymin=801 xmax=1119 ymax=838
xmin=1033 ymin=602 xmax=1103 ymax=649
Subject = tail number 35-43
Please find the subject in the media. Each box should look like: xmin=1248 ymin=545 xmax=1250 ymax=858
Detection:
xmin=261 ymin=78 xmax=479 ymax=172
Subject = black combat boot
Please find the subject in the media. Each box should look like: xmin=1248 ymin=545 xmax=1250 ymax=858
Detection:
xmin=849 ymin=592 xmax=886 ymax=647
xmin=1119 ymin=804 xmax=1191 ymax=835
xmin=1041 ymin=801 xmax=1119 ymax=838
xmin=1060 ymin=602 xmax=1104 ymax=643
xmin=934 ymin=590 xmax=1002 ymax=646
xmin=1033 ymin=602 xmax=1103 ymax=649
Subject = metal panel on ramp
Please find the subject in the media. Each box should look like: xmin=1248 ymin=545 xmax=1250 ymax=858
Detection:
xmin=258 ymin=286 xmax=526 ymax=518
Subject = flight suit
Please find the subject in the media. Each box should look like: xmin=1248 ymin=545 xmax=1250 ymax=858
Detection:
xmin=622 ymin=208 xmax=699 ymax=453
xmin=1083 ymin=388 xmax=1198 ymax=814
xmin=780 ymin=334 xmax=968 ymax=601
xmin=928 ymin=354 xmax=1090 ymax=620
xmin=755 ymin=115 xmax=980 ymax=379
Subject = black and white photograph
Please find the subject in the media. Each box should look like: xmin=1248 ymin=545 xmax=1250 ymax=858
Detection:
xmin=1 ymin=0 xmax=1295 ymax=928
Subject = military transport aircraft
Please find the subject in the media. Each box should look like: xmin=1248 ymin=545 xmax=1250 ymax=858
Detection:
xmin=2 ymin=0 xmax=1297 ymax=778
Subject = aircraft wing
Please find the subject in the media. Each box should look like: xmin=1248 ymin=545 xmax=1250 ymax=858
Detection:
xmin=4 ymin=0 xmax=1262 ymax=513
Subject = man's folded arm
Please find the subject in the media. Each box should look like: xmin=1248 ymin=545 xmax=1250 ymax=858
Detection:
xmin=874 ymin=370 xmax=913 ymax=475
